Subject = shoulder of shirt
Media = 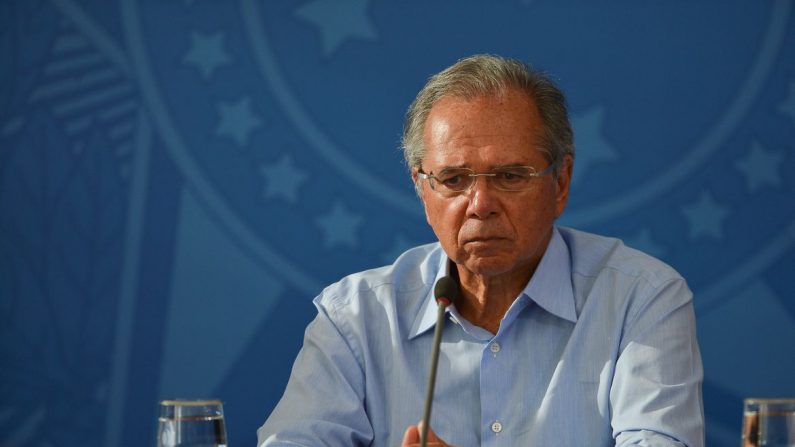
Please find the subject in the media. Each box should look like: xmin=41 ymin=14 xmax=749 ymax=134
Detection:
xmin=557 ymin=226 xmax=684 ymax=289
xmin=314 ymin=241 xmax=442 ymax=314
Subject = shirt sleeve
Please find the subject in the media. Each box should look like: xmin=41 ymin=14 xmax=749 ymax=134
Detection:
xmin=257 ymin=300 xmax=373 ymax=447
xmin=611 ymin=278 xmax=705 ymax=447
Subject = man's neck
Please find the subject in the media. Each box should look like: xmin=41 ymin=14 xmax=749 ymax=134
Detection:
xmin=453 ymin=263 xmax=537 ymax=334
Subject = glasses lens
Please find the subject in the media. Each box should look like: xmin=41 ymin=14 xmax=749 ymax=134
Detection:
xmin=435 ymin=169 xmax=473 ymax=192
xmin=492 ymin=167 xmax=536 ymax=191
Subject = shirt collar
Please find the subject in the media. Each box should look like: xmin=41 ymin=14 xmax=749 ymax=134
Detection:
xmin=522 ymin=226 xmax=577 ymax=323
xmin=409 ymin=253 xmax=451 ymax=340
xmin=408 ymin=226 xmax=576 ymax=340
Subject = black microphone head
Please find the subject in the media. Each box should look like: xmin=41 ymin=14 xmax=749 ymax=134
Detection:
xmin=434 ymin=276 xmax=460 ymax=307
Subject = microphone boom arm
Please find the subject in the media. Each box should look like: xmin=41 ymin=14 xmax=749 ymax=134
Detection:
xmin=420 ymin=275 xmax=458 ymax=447
xmin=420 ymin=300 xmax=449 ymax=447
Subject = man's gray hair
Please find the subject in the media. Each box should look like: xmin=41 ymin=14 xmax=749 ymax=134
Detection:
xmin=401 ymin=54 xmax=574 ymax=171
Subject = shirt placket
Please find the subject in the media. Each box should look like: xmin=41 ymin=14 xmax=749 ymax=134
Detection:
xmin=480 ymin=336 xmax=507 ymax=446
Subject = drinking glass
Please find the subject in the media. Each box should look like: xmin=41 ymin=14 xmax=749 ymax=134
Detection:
xmin=742 ymin=398 xmax=795 ymax=447
xmin=157 ymin=399 xmax=227 ymax=447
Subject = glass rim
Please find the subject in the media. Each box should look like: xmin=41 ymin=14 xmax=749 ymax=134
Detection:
xmin=744 ymin=397 xmax=795 ymax=405
xmin=160 ymin=399 xmax=223 ymax=406
xmin=417 ymin=163 xmax=556 ymax=195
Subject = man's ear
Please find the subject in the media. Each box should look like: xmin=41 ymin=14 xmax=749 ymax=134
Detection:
xmin=554 ymin=155 xmax=574 ymax=218
xmin=411 ymin=168 xmax=433 ymax=225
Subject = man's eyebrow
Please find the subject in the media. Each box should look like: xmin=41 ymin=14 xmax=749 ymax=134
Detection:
xmin=483 ymin=162 xmax=540 ymax=171
xmin=433 ymin=162 xmax=535 ymax=172
xmin=435 ymin=164 xmax=469 ymax=172
xmin=492 ymin=163 xmax=530 ymax=168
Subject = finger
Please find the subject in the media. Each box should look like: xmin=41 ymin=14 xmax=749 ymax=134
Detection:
xmin=401 ymin=424 xmax=420 ymax=446
xmin=417 ymin=421 xmax=441 ymax=442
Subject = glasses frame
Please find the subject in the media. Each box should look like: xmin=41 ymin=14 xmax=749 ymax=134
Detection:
xmin=416 ymin=163 xmax=557 ymax=196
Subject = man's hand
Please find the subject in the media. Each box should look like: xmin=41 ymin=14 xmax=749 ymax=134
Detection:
xmin=401 ymin=422 xmax=453 ymax=447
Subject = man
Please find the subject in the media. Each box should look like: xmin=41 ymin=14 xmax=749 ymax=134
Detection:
xmin=258 ymin=54 xmax=704 ymax=446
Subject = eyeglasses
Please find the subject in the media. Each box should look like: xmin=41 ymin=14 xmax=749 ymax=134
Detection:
xmin=416 ymin=164 xmax=556 ymax=196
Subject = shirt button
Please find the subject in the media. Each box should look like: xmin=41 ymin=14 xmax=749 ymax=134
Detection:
xmin=491 ymin=421 xmax=503 ymax=433
xmin=490 ymin=342 xmax=501 ymax=353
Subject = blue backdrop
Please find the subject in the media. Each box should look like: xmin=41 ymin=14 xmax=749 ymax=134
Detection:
xmin=2 ymin=1 xmax=794 ymax=446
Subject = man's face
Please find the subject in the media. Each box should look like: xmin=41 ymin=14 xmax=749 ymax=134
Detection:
xmin=413 ymin=89 xmax=573 ymax=280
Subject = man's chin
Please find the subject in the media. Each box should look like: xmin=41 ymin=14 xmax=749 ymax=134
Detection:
xmin=458 ymin=256 xmax=518 ymax=278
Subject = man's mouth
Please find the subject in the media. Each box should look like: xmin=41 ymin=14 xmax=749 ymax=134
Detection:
xmin=463 ymin=236 xmax=508 ymax=244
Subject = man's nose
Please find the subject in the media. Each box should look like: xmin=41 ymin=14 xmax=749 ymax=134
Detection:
xmin=465 ymin=176 xmax=500 ymax=219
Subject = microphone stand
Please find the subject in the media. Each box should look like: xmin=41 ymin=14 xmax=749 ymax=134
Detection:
xmin=420 ymin=296 xmax=451 ymax=447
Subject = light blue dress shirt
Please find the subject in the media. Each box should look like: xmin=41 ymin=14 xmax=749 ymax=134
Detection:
xmin=258 ymin=227 xmax=704 ymax=446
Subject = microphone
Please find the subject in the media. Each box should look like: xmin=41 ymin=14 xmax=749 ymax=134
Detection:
xmin=420 ymin=276 xmax=460 ymax=447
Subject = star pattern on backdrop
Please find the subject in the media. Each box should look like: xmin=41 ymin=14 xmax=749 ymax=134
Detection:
xmin=681 ymin=190 xmax=730 ymax=240
xmin=735 ymin=141 xmax=783 ymax=192
xmin=779 ymin=81 xmax=795 ymax=124
xmin=215 ymin=97 xmax=262 ymax=146
xmin=183 ymin=31 xmax=231 ymax=79
xmin=259 ymin=154 xmax=308 ymax=203
xmin=295 ymin=0 xmax=377 ymax=56
xmin=570 ymin=106 xmax=618 ymax=184
xmin=316 ymin=201 xmax=363 ymax=249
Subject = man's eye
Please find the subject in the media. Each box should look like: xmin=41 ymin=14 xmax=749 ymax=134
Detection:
xmin=499 ymin=172 xmax=518 ymax=180
xmin=497 ymin=170 xmax=527 ymax=182
xmin=440 ymin=175 xmax=464 ymax=187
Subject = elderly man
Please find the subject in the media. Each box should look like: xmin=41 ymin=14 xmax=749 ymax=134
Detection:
xmin=258 ymin=55 xmax=704 ymax=446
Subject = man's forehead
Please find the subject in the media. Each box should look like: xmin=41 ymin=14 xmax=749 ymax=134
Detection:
xmin=422 ymin=147 xmax=550 ymax=170
xmin=424 ymin=92 xmax=540 ymax=135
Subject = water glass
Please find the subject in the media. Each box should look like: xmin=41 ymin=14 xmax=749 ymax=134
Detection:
xmin=743 ymin=398 xmax=795 ymax=447
xmin=157 ymin=399 xmax=228 ymax=447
